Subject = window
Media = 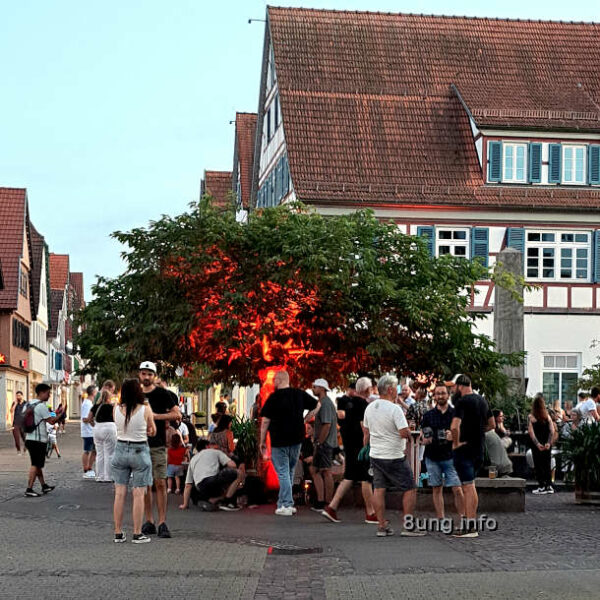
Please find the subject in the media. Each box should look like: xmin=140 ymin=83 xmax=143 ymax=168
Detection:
xmin=562 ymin=145 xmax=586 ymax=184
xmin=435 ymin=228 xmax=469 ymax=257
xmin=274 ymin=95 xmax=279 ymax=130
xmin=503 ymin=143 xmax=527 ymax=183
xmin=525 ymin=230 xmax=590 ymax=281
xmin=266 ymin=105 xmax=272 ymax=140
xmin=12 ymin=319 xmax=30 ymax=350
xmin=19 ymin=267 xmax=28 ymax=298
xmin=542 ymin=354 xmax=580 ymax=405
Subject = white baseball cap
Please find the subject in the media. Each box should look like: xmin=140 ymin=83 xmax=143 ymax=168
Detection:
xmin=313 ymin=378 xmax=330 ymax=391
xmin=139 ymin=361 xmax=157 ymax=373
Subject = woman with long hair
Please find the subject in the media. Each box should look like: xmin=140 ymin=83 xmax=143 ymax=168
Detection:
xmin=91 ymin=389 xmax=118 ymax=482
xmin=528 ymin=394 xmax=556 ymax=495
xmin=111 ymin=378 xmax=156 ymax=543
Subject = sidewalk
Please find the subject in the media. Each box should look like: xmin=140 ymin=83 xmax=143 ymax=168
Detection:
xmin=1 ymin=425 xmax=599 ymax=599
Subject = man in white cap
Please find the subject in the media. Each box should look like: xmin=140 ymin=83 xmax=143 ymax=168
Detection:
xmin=309 ymin=378 xmax=338 ymax=511
xmin=138 ymin=361 xmax=181 ymax=539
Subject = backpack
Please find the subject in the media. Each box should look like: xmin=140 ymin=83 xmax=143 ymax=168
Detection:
xmin=22 ymin=402 xmax=40 ymax=434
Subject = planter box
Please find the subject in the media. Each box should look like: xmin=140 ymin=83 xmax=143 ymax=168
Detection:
xmin=575 ymin=488 xmax=600 ymax=505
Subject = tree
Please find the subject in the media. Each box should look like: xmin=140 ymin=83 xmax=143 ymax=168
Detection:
xmin=76 ymin=199 xmax=520 ymax=395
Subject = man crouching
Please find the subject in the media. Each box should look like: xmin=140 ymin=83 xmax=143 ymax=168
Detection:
xmin=179 ymin=439 xmax=243 ymax=512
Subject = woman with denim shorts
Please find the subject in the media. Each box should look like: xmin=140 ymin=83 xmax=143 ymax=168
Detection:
xmin=111 ymin=379 xmax=156 ymax=544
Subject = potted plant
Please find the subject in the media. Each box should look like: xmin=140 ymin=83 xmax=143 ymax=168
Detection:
xmin=561 ymin=423 xmax=600 ymax=505
xmin=231 ymin=415 xmax=259 ymax=472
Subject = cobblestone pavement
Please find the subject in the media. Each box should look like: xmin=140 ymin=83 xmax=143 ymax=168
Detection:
xmin=1 ymin=425 xmax=599 ymax=599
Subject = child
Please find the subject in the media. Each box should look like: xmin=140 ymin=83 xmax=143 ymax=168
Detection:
xmin=46 ymin=422 xmax=61 ymax=458
xmin=167 ymin=433 xmax=188 ymax=494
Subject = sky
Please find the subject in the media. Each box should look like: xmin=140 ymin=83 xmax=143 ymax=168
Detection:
xmin=1 ymin=0 xmax=598 ymax=299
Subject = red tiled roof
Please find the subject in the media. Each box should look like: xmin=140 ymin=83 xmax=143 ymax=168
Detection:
xmin=202 ymin=170 xmax=233 ymax=209
xmin=70 ymin=272 xmax=84 ymax=311
xmin=235 ymin=113 xmax=257 ymax=209
xmin=0 ymin=188 xmax=27 ymax=311
xmin=268 ymin=8 xmax=600 ymax=211
xmin=49 ymin=254 xmax=69 ymax=291
xmin=29 ymin=223 xmax=47 ymax=316
xmin=47 ymin=289 xmax=64 ymax=339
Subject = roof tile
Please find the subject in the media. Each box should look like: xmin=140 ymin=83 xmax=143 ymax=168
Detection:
xmin=49 ymin=254 xmax=69 ymax=291
xmin=202 ymin=170 xmax=234 ymax=209
xmin=0 ymin=188 xmax=27 ymax=311
xmin=268 ymin=8 xmax=600 ymax=210
xmin=235 ymin=113 xmax=257 ymax=209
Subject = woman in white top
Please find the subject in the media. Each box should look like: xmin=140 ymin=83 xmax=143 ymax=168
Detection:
xmin=111 ymin=379 xmax=156 ymax=544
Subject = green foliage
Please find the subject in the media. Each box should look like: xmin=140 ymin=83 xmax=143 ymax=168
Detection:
xmin=561 ymin=423 xmax=600 ymax=490
xmin=75 ymin=199 xmax=521 ymax=395
xmin=231 ymin=415 xmax=259 ymax=469
xmin=578 ymin=343 xmax=600 ymax=390
xmin=492 ymin=260 xmax=539 ymax=303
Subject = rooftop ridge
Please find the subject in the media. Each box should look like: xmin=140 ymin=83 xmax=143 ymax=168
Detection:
xmin=268 ymin=5 xmax=600 ymax=26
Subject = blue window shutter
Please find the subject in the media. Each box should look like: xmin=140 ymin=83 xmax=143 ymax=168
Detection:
xmin=548 ymin=144 xmax=561 ymax=183
xmin=416 ymin=226 xmax=435 ymax=256
xmin=488 ymin=141 xmax=502 ymax=182
xmin=282 ymin=154 xmax=289 ymax=195
xmin=506 ymin=227 xmax=525 ymax=253
xmin=588 ymin=145 xmax=600 ymax=185
xmin=471 ymin=227 xmax=489 ymax=268
xmin=528 ymin=143 xmax=542 ymax=183
xmin=274 ymin=161 xmax=282 ymax=202
xmin=270 ymin=170 xmax=276 ymax=205
xmin=594 ymin=230 xmax=600 ymax=283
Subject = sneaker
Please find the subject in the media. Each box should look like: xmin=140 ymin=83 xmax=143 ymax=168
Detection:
xmin=24 ymin=488 xmax=41 ymax=497
xmin=377 ymin=521 xmax=394 ymax=537
xmin=310 ymin=502 xmax=325 ymax=513
xmin=545 ymin=486 xmax=555 ymax=494
xmin=320 ymin=506 xmax=341 ymax=523
xmin=453 ymin=529 xmax=479 ymax=538
xmin=83 ymin=470 xmax=96 ymax=479
xmin=42 ymin=484 xmax=55 ymax=494
xmin=114 ymin=532 xmax=126 ymax=543
xmin=275 ymin=506 xmax=294 ymax=516
xmin=365 ymin=513 xmax=378 ymax=524
xmin=400 ymin=528 xmax=426 ymax=537
xmin=132 ymin=534 xmax=151 ymax=544
xmin=198 ymin=500 xmax=218 ymax=512
xmin=532 ymin=487 xmax=546 ymax=495
xmin=219 ymin=502 xmax=241 ymax=512
xmin=167 ymin=488 xmax=172 ymax=494
xmin=141 ymin=521 xmax=157 ymax=535
xmin=290 ymin=507 xmax=298 ymax=514
xmin=157 ymin=523 xmax=172 ymax=538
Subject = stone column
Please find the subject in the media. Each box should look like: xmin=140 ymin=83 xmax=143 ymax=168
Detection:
xmin=493 ymin=247 xmax=525 ymax=396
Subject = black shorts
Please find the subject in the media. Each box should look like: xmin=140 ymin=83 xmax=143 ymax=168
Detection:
xmin=196 ymin=468 xmax=238 ymax=500
xmin=370 ymin=456 xmax=415 ymax=491
xmin=313 ymin=443 xmax=334 ymax=470
xmin=453 ymin=448 xmax=483 ymax=484
xmin=343 ymin=445 xmax=370 ymax=482
xmin=25 ymin=440 xmax=47 ymax=469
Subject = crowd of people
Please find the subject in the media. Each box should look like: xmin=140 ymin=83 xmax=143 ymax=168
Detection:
xmin=11 ymin=362 xmax=600 ymax=542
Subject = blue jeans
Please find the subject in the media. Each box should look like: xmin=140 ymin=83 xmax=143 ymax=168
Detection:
xmin=271 ymin=443 xmax=301 ymax=508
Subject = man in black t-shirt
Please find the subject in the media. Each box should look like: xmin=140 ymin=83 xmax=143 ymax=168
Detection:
xmin=450 ymin=374 xmax=495 ymax=538
xmin=421 ymin=384 xmax=464 ymax=519
xmin=139 ymin=361 xmax=180 ymax=539
xmin=260 ymin=370 xmax=317 ymax=516
xmin=320 ymin=377 xmax=376 ymax=524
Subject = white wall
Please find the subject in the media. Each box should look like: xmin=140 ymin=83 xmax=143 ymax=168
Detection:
xmin=474 ymin=312 xmax=600 ymax=397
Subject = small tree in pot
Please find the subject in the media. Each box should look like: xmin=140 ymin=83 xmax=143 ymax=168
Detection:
xmin=231 ymin=415 xmax=259 ymax=472
xmin=561 ymin=423 xmax=600 ymax=505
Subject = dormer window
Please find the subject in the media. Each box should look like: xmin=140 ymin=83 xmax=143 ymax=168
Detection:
xmin=502 ymin=143 xmax=527 ymax=183
xmin=562 ymin=145 xmax=586 ymax=184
